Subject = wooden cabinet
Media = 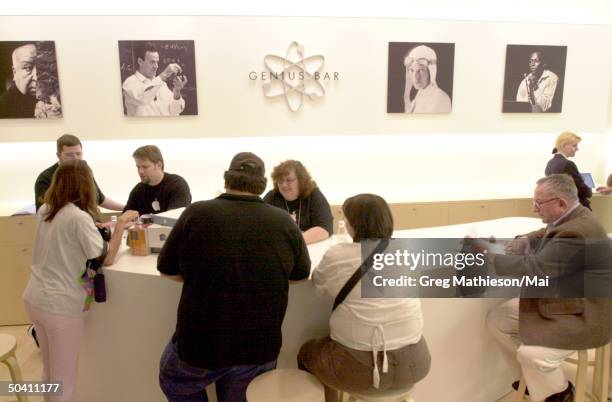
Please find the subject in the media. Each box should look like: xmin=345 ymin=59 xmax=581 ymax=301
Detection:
xmin=515 ymin=198 xmax=538 ymax=218
xmin=448 ymin=201 xmax=490 ymax=225
xmin=0 ymin=216 xmax=35 ymax=325
xmin=447 ymin=200 xmax=518 ymax=225
xmin=392 ymin=202 xmax=449 ymax=229
xmin=0 ymin=216 xmax=35 ymax=245
xmin=591 ymin=197 xmax=612 ymax=233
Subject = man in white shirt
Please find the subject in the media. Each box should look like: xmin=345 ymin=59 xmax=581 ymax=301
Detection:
xmin=516 ymin=51 xmax=559 ymax=113
xmin=122 ymin=43 xmax=188 ymax=117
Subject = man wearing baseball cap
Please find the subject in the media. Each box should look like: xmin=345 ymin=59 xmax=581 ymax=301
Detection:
xmin=157 ymin=152 xmax=310 ymax=402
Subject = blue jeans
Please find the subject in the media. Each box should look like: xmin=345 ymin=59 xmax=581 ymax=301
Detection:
xmin=159 ymin=339 xmax=276 ymax=402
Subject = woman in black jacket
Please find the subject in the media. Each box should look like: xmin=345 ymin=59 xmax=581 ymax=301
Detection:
xmin=545 ymin=131 xmax=592 ymax=209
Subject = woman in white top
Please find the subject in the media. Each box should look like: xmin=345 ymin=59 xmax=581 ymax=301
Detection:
xmin=298 ymin=194 xmax=430 ymax=402
xmin=23 ymin=160 xmax=138 ymax=402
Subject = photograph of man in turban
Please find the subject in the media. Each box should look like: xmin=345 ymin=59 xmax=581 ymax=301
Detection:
xmin=387 ymin=42 xmax=455 ymax=114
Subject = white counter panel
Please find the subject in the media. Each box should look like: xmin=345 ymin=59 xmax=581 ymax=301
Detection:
xmin=78 ymin=217 xmax=543 ymax=402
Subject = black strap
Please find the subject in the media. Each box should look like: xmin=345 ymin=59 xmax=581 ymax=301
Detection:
xmin=86 ymin=241 xmax=108 ymax=272
xmin=332 ymin=239 xmax=390 ymax=312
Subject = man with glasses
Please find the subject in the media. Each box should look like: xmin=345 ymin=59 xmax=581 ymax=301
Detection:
xmin=486 ymin=174 xmax=612 ymax=402
xmin=34 ymin=134 xmax=124 ymax=211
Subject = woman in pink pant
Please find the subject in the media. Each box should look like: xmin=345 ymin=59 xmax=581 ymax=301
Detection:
xmin=23 ymin=160 xmax=137 ymax=402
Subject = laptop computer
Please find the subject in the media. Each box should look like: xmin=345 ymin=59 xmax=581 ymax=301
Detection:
xmin=581 ymin=173 xmax=595 ymax=188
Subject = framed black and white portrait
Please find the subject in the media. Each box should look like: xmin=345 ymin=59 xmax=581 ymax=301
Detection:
xmin=387 ymin=42 xmax=455 ymax=114
xmin=0 ymin=41 xmax=61 ymax=119
xmin=502 ymin=44 xmax=567 ymax=113
xmin=118 ymin=40 xmax=198 ymax=117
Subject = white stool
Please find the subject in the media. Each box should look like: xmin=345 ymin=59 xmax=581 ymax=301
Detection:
xmin=340 ymin=385 xmax=414 ymax=402
xmin=246 ymin=368 xmax=325 ymax=402
xmin=515 ymin=343 xmax=610 ymax=402
xmin=0 ymin=333 xmax=29 ymax=402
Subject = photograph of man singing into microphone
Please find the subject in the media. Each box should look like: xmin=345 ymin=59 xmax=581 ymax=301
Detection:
xmin=502 ymin=44 xmax=567 ymax=113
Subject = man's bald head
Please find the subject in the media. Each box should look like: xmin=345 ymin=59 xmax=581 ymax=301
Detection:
xmin=11 ymin=44 xmax=37 ymax=96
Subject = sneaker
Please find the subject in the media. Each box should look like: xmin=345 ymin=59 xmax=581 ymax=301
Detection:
xmin=27 ymin=325 xmax=40 ymax=348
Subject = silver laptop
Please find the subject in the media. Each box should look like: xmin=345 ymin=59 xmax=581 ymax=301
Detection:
xmin=580 ymin=173 xmax=595 ymax=188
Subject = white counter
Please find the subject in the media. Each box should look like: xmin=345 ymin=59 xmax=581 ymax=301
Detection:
xmin=77 ymin=217 xmax=543 ymax=402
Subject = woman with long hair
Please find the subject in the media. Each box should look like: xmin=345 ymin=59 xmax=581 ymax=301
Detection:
xmin=23 ymin=160 xmax=137 ymax=402
xmin=298 ymin=194 xmax=430 ymax=402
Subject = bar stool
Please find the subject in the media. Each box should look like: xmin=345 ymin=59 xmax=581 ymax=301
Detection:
xmin=337 ymin=385 xmax=414 ymax=402
xmin=514 ymin=343 xmax=610 ymax=402
xmin=246 ymin=368 xmax=325 ymax=402
xmin=0 ymin=333 xmax=29 ymax=402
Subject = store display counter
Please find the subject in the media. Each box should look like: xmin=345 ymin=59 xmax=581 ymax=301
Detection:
xmin=77 ymin=217 xmax=543 ymax=402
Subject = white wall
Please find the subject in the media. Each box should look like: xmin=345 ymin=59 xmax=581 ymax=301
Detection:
xmin=0 ymin=16 xmax=611 ymax=214
xmin=4 ymin=0 xmax=612 ymax=25
xmin=0 ymin=16 xmax=610 ymax=141
xmin=0 ymin=131 xmax=607 ymax=214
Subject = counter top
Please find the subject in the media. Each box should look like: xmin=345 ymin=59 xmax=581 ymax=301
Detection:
xmin=107 ymin=216 xmax=543 ymax=277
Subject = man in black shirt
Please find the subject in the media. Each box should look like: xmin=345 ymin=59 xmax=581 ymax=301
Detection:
xmin=123 ymin=145 xmax=191 ymax=215
xmin=158 ymin=152 xmax=310 ymax=402
xmin=34 ymin=134 xmax=124 ymax=211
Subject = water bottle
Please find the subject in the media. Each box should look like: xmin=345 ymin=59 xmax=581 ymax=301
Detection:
xmin=110 ymin=215 xmax=118 ymax=235
xmin=336 ymin=220 xmax=352 ymax=243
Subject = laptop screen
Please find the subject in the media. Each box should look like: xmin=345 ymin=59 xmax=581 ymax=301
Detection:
xmin=581 ymin=173 xmax=595 ymax=188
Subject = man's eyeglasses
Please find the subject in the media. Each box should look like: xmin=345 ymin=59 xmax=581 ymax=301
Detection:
xmin=533 ymin=198 xmax=559 ymax=209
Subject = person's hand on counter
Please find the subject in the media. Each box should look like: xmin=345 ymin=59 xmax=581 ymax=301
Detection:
xmin=117 ymin=210 xmax=139 ymax=228
xmin=104 ymin=210 xmax=140 ymax=266
xmin=596 ymin=186 xmax=612 ymax=195
xmin=504 ymin=237 xmax=531 ymax=255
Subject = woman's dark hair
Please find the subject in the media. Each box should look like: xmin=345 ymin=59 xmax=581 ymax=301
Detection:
xmin=271 ymin=160 xmax=317 ymax=198
xmin=43 ymin=160 xmax=99 ymax=222
xmin=342 ymin=193 xmax=394 ymax=242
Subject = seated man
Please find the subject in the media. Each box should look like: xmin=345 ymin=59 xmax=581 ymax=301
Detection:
xmin=34 ymin=134 xmax=124 ymax=211
xmin=124 ymin=145 xmax=191 ymax=215
xmin=486 ymin=174 xmax=612 ymax=402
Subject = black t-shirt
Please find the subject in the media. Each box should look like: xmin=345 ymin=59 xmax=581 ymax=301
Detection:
xmin=123 ymin=173 xmax=191 ymax=215
xmin=263 ymin=187 xmax=333 ymax=235
xmin=157 ymin=193 xmax=310 ymax=369
xmin=34 ymin=163 xmax=105 ymax=211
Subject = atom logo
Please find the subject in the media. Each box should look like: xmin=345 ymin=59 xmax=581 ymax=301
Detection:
xmin=263 ymin=42 xmax=326 ymax=112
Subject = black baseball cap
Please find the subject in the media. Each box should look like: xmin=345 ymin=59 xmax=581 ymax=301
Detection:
xmin=228 ymin=152 xmax=265 ymax=177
